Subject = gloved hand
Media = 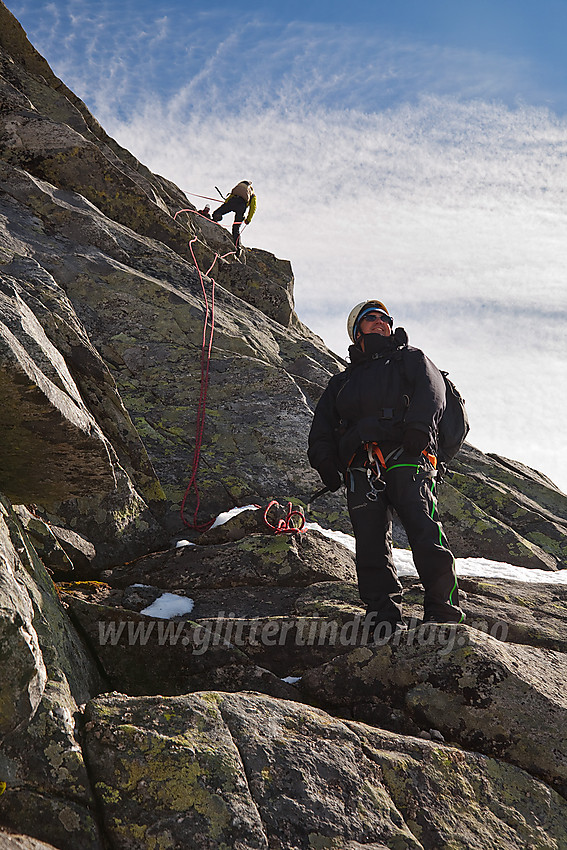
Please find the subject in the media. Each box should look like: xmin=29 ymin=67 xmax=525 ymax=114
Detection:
xmin=403 ymin=428 xmax=429 ymax=457
xmin=318 ymin=460 xmax=342 ymax=492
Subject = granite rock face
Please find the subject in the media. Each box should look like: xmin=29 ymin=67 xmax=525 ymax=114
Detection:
xmin=81 ymin=691 xmax=567 ymax=850
xmin=301 ymin=624 xmax=567 ymax=796
xmin=3 ymin=496 xmax=567 ymax=849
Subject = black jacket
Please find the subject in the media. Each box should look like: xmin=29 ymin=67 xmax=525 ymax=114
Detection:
xmin=308 ymin=329 xmax=446 ymax=473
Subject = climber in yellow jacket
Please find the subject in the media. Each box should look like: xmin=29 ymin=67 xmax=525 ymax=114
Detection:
xmin=212 ymin=180 xmax=256 ymax=255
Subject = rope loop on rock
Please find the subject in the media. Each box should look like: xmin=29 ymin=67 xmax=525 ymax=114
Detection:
xmin=263 ymin=500 xmax=306 ymax=535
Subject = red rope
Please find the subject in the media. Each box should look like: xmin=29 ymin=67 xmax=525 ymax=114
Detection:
xmin=179 ymin=236 xmax=217 ymax=530
xmin=175 ymin=206 xmax=247 ymax=530
xmin=263 ymin=501 xmax=306 ymax=535
xmin=183 ymin=191 xmax=225 ymax=203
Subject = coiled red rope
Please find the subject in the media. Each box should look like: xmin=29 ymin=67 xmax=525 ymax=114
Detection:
xmin=263 ymin=501 xmax=306 ymax=535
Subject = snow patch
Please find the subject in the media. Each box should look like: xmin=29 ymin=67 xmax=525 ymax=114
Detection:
xmin=140 ymin=592 xmax=195 ymax=619
xmin=305 ymin=521 xmax=566 ymax=584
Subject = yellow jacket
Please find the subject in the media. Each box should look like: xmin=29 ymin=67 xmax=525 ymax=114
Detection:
xmin=230 ymin=181 xmax=257 ymax=224
xmin=245 ymin=193 xmax=257 ymax=224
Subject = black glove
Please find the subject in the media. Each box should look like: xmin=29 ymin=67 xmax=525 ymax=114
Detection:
xmin=318 ymin=460 xmax=342 ymax=492
xmin=403 ymin=428 xmax=429 ymax=457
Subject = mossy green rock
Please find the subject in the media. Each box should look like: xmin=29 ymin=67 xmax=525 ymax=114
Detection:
xmin=83 ymin=691 xmax=567 ymax=850
xmin=109 ymin=528 xmax=356 ymax=590
xmin=442 ymin=444 xmax=567 ymax=569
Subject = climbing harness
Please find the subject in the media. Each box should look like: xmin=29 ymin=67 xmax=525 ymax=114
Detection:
xmin=175 ymin=207 xmax=249 ymax=239
xmin=364 ymin=443 xmax=388 ymax=500
xmin=347 ymin=443 xmax=439 ymax=502
xmin=347 ymin=443 xmax=390 ymax=501
xmin=263 ymin=500 xmax=306 ymax=535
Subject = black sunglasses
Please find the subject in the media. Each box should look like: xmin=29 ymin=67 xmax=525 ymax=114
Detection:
xmin=360 ymin=312 xmax=392 ymax=325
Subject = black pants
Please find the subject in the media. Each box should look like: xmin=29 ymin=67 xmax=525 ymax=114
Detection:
xmin=346 ymin=452 xmax=463 ymax=623
xmin=212 ymin=196 xmax=247 ymax=245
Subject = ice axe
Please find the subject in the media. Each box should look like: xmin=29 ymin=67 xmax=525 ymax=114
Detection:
xmin=215 ymin=186 xmax=226 ymax=200
xmin=306 ymin=486 xmax=331 ymax=512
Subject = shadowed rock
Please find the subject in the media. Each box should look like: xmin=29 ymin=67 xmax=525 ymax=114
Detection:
xmin=0 ymin=494 xmax=104 ymax=850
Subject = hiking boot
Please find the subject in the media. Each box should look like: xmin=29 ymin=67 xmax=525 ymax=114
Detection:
xmin=422 ymin=612 xmax=466 ymax=625
xmin=361 ymin=612 xmax=407 ymax=645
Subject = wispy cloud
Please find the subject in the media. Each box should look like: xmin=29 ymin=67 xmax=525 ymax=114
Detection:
xmin=13 ymin=1 xmax=559 ymax=116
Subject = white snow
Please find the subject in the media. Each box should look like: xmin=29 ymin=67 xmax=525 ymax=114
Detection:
xmin=172 ymin=506 xmax=566 ymax=586
xmin=209 ymin=504 xmax=260 ymax=529
xmin=306 ymin=521 xmax=567 ymax=584
xmin=140 ymin=592 xmax=195 ymax=618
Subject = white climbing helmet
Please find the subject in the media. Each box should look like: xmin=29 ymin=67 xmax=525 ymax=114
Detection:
xmin=347 ymin=300 xmax=392 ymax=343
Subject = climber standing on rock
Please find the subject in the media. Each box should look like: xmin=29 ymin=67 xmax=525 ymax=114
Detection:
xmin=212 ymin=180 xmax=256 ymax=257
xmin=308 ymin=299 xmax=465 ymax=631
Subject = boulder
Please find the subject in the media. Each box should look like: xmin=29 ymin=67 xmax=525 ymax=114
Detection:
xmin=0 ymin=524 xmax=46 ymax=735
xmin=12 ymin=506 xmax=74 ymax=573
xmin=196 ymin=504 xmax=292 ymax=544
xmin=346 ymin=720 xmax=567 ymax=850
xmin=301 ymin=624 xmax=567 ymax=796
xmin=443 ymin=444 xmax=567 ymax=569
xmin=0 ymin=253 xmax=167 ymax=566
xmin=60 ymin=528 xmax=358 ymax=685
xmin=421 ymin=574 xmax=567 ymax=653
xmin=0 ymin=276 xmax=119 ymax=503
xmin=61 ymin=590 xmax=302 ymax=700
xmin=60 ymin=579 xmax=356 ymax=681
xmin=82 ymin=691 xmax=567 ymax=850
xmin=0 ymin=831 xmax=62 ymax=850
xmin=108 ymin=528 xmax=357 ymax=590
xmin=299 ymin=574 xmax=567 ymax=654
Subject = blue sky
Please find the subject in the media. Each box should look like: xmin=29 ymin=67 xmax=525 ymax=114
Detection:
xmin=8 ymin=0 xmax=567 ymax=492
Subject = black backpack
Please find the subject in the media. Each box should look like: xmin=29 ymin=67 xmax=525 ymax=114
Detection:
xmin=394 ymin=337 xmax=469 ymax=467
xmin=437 ymin=371 xmax=469 ymax=465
